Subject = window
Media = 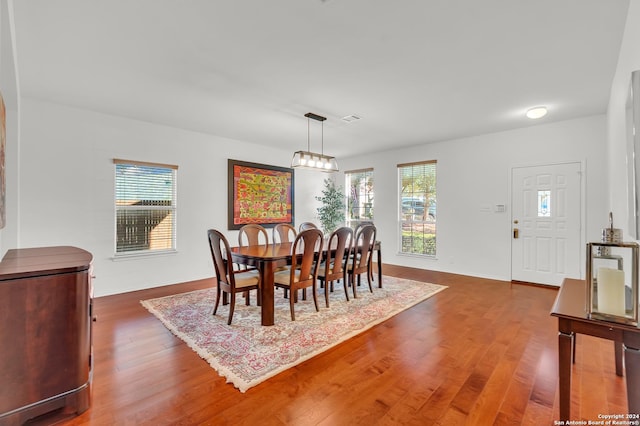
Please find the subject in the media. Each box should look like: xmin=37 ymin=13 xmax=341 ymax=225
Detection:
xmin=538 ymin=190 xmax=551 ymax=217
xmin=114 ymin=159 xmax=178 ymax=256
xmin=398 ymin=160 xmax=436 ymax=256
xmin=345 ymin=168 xmax=374 ymax=227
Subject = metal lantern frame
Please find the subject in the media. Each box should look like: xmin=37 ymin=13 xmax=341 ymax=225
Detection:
xmin=586 ymin=241 xmax=639 ymax=326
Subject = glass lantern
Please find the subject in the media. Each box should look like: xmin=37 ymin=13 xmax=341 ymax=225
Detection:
xmin=586 ymin=241 xmax=639 ymax=326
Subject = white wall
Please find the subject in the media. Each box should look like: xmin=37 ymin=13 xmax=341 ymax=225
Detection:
xmin=18 ymin=98 xmax=324 ymax=296
xmin=11 ymin=0 xmax=630 ymax=293
xmin=339 ymin=115 xmax=608 ymax=282
xmin=608 ymin=1 xmax=640 ymax=240
xmin=18 ymin=98 xmax=606 ymax=295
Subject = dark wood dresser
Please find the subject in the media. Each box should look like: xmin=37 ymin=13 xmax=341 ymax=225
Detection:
xmin=0 ymin=246 xmax=93 ymax=425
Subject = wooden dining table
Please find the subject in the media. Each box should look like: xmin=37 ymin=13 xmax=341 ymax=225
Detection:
xmin=228 ymin=240 xmax=382 ymax=326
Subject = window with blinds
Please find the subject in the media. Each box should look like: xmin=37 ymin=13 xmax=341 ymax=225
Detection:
xmin=398 ymin=160 xmax=436 ymax=256
xmin=345 ymin=168 xmax=374 ymax=227
xmin=114 ymin=159 xmax=178 ymax=256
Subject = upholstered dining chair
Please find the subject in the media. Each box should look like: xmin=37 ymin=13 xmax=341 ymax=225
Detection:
xmin=273 ymin=228 xmax=324 ymax=321
xmin=207 ymin=229 xmax=261 ymax=325
xmin=317 ymin=226 xmax=353 ymax=308
xmin=273 ymin=223 xmax=297 ymax=244
xmin=348 ymin=224 xmax=377 ymax=298
xmin=298 ymin=222 xmax=318 ymax=232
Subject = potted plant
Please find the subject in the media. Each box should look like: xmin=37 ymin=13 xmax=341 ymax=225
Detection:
xmin=316 ymin=178 xmax=345 ymax=234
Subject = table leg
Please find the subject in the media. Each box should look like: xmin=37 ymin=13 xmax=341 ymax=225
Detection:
xmin=624 ymin=331 xmax=640 ymax=415
xmin=377 ymin=245 xmax=382 ymax=288
xmin=615 ymin=341 xmax=624 ymax=377
xmin=558 ymin=329 xmax=573 ymax=421
xmin=260 ymin=261 xmax=275 ymax=326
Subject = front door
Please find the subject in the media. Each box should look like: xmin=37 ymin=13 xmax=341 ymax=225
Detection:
xmin=511 ymin=162 xmax=582 ymax=286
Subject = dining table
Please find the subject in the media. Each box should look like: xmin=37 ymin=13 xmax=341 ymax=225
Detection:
xmin=228 ymin=240 xmax=382 ymax=326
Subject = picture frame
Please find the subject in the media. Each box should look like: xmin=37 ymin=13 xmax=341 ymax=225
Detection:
xmin=228 ymin=159 xmax=295 ymax=230
xmin=0 ymin=91 xmax=6 ymax=229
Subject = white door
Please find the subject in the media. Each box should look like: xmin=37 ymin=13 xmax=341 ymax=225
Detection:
xmin=511 ymin=163 xmax=582 ymax=286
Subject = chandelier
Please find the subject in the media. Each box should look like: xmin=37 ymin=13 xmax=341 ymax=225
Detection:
xmin=291 ymin=112 xmax=339 ymax=172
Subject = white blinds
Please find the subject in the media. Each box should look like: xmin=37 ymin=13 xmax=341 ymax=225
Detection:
xmin=114 ymin=160 xmax=177 ymax=254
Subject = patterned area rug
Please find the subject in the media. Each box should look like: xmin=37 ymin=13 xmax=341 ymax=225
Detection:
xmin=141 ymin=276 xmax=447 ymax=392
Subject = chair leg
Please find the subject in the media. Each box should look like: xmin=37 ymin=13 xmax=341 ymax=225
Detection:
xmin=227 ymin=292 xmax=236 ymax=325
xmin=342 ymin=273 xmax=350 ymax=301
xmin=289 ymin=289 xmax=296 ymax=321
xmin=312 ymin=285 xmax=319 ymax=312
xmin=244 ymin=290 xmax=250 ymax=306
xmin=351 ymin=274 xmax=358 ymax=299
xmin=323 ymin=279 xmax=330 ymax=308
xmin=213 ymin=286 xmax=222 ymax=315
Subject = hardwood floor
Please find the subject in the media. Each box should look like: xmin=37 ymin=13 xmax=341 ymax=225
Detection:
xmin=56 ymin=265 xmax=627 ymax=425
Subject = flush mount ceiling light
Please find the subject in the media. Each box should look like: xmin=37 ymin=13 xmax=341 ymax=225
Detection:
xmin=526 ymin=106 xmax=548 ymax=119
xmin=291 ymin=112 xmax=339 ymax=172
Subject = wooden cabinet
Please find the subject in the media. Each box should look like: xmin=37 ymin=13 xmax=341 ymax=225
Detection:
xmin=0 ymin=246 xmax=93 ymax=425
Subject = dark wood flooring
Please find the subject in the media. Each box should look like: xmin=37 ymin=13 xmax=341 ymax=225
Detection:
xmin=56 ymin=265 xmax=627 ymax=425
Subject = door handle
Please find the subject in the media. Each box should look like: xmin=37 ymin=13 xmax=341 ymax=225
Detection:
xmin=513 ymin=228 xmax=519 ymax=239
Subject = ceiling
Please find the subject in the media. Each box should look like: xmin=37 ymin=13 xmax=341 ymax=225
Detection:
xmin=11 ymin=0 xmax=630 ymax=159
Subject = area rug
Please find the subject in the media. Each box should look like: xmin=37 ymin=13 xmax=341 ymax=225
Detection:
xmin=141 ymin=276 xmax=447 ymax=392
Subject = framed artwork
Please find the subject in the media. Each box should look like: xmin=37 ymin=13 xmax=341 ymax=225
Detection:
xmin=0 ymin=91 xmax=5 ymax=229
xmin=228 ymin=159 xmax=294 ymax=230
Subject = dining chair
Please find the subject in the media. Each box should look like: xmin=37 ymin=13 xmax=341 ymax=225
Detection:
xmin=273 ymin=228 xmax=324 ymax=321
xmin=238 ymin=224 xmax=269 ymax=246
xmin=353 ymin=220 xmax=374 ymax=237
xmin=298 ymin=222 xmax=318 ymax=232
xmin=207 ymin=229 xmax=261 ymax=325
xmin=237 ymin=224 xmax=269 ymax=271
xmin=348 ymin=224 xmax=377 ymax=298
xmin=317 ymin=226 xmax=353 ymax=308
xmin=353 ymin=221 xmax=374 ymax=281
xmin=273 ymin=223 xmax=297 ymax=243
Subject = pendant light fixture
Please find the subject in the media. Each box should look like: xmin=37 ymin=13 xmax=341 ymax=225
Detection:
xmin=291 ymin=112 xmax=339 ymax=172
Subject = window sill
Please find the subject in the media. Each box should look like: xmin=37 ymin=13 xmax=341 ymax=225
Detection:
xmin=396 ymin=252 xmax=437 ymax=260
xmin=112 ymin=249 xmax=178 ymax=261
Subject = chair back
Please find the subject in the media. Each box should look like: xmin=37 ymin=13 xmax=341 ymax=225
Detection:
xmin=273 ymin=223 xmax=297 ymax=243
xmin=238 ymin=224 xmax=269 ymax=246
xmin=298 ymin=222 xmax=318 ymax=232
xmin=352 ymin=224 xmax=376 ymax=274
xmin=290 ymin=228 xmax=324 ymax=286
xmin=207 ymin=229 xmax=235 ymax=291
xmin=323 ymin=226 xmax=353 ymax=280
xmin=354 ymin=221 xmax=374 ymax=237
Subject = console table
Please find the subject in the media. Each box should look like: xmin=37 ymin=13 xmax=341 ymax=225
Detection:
xmin=551 ymin=278 xmax=640 ymax=420
xmin=0 ymin=246 xmax=93 ymax=425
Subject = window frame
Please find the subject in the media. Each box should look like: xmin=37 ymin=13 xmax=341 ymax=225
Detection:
xmin=345 ymin=168 xmax=374 ymax=228
xmin=113 ymin=158 xmax=178 ymax=258
xmin=398 ymin=160 xmax=437 ymax=257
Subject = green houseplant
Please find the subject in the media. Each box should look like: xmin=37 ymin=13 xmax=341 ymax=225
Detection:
xmin=315 ymin=178 xmax=345 ymax=234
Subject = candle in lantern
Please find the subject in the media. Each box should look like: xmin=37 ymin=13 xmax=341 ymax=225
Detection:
xmin=597 ymin=267 xmax=626 ymax=316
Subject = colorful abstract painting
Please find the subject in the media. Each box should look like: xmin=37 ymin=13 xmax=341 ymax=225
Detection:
xmin=0 ymin=92 xmax=5 ymax=229
xmin=228 ymin=160 xmax=294 ymax=230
